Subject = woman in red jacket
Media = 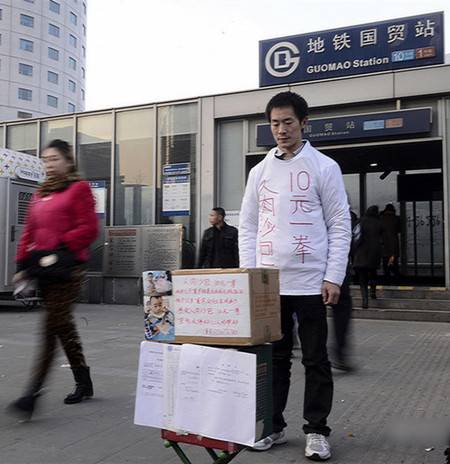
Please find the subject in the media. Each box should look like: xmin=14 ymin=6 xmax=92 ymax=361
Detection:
xmin=8 ymin=139 xmax=98 ymax=420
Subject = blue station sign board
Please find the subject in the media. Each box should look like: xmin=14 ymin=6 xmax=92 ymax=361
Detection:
xmin=259 ymin=12 xmax=444 ymax=87
xmin=256 ymin=108 xmax=432 ymax=146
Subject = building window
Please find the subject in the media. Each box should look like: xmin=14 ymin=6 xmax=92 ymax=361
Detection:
xmin=81 ymin=67 xmax=85 ymax=79
xmin=82 ymin=45 xmax=86 ymax=57
xmin=49 ymin=0 xmax=60 ymax=14
xmin=68 ymin=102 xmax=76 ymax=112
xmin=48 ymin=47 xmax=59 ymax=60
xmin=68 ymin=79 xmax=76 ymax=92
xmin=47 ymin=95 xmax=58 ymax=108
xmin=68 ymin=57 xmax=76 ymax=70
xmin=20 ymin=14 xmax=34 ymax=28
xmin=20 ymin=38 xmax=34 ymax=52
xmin=19 ymin=63 xmax=33 ymax=76
xmin=17 ymin=111 xmax=33 ymax=119
xmin=18 ymin=88 xmax=32 ymax=101
xmin=48 ymin=23 xmax=60 ymax=37
xmin=114 ymin=109 xmax=155 ymax=226
xmin=47 ymin=70 xmax=58 ymax=84
xmin=0 ymin=9 xmax=2 ymax=20
xmin=0 ymin=34 xmax=2 ymax=45
xmin=69 ymin=12 xmax=77 ymax=25
xmin=82 ymin=24 xmax=86 ymax=36
xmin=83 ymin=2 xmax=87 ymax=14
xmin=23 ymin=0 xmax=35 ymax=3
xmin=81 ymin=89 xmax=85 ymax=100
xmin=69 ymin=34 xmax=77 ymax=47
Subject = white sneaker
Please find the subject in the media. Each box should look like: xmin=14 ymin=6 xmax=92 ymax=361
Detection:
xmin=305 ymin=433 xmax=331 ymax=461
xmin=251 ymin=430 xmax=288 ymax=451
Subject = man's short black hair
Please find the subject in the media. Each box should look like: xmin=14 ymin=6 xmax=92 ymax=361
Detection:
xmin=265 ymin=91 xmax=309 ymax=122
xmin=212 ymin=207 xmax=226 ymax=218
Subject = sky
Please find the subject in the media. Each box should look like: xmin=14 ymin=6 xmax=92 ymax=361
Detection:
xmin=85 ymin=0 xmax=450 ymax=111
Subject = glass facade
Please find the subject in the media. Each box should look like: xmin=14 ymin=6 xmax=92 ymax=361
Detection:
xmin=77 ymin=114 xmax=112 ymax=271
xmin=114 ymin=108 xmax=155 ymax=225
xmin=40 ymin=118 xmax=73 ymax=149
xmin=6 ymin=123 xmax=37 ymax=155
xmin=0 ymin=93 xmax=445 ymax=287
xmin=157 ymin=103 xmax=198 ymax=241
xmin=218 ymin=120 xmax=244 ymax=211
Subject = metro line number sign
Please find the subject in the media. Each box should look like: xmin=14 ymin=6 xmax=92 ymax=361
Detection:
xmin=259 ymin=12 xmax=444 ymax=86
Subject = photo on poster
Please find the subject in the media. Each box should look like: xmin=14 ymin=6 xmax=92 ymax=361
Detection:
xmin=144 ymin=295 xmax=175 ymax=341
xmin=143 ymin=270 xmax=172 ymax=296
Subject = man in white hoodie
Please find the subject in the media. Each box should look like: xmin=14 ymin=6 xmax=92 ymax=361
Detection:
xmin=239 ymin=91 xmax=351 ymax=461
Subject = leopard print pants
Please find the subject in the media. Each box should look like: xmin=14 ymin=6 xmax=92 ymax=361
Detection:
xmin=30 ymin=269 xmax=87 ymax=390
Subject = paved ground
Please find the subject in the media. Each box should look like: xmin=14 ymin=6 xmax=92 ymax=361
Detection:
xmin=0 ymin=301 xmax=449 ymax=464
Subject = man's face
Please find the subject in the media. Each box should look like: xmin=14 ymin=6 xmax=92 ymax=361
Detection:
xmin=270 ymin=106 xmax=306 ymax=153
xmin=209 ymin=210 xmax=221 ymax=226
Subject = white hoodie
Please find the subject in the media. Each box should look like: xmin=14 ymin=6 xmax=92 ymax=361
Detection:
xmin=239 ymin=141 xmax=351 ymax=295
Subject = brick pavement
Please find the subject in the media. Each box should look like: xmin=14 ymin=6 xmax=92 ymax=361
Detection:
xmin=0 ymin=302 xmax=449 ymax=464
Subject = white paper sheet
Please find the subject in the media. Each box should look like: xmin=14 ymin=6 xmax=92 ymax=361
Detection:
xmin=162 ymin=344 xmax=182 ymax=430
xmin=134 ymin=341 xmax=165 ymax=428
xmin=134 ymin=342 xmax=182 ymax=430
xmin=174 ymin=344 xmax=257 ymax=446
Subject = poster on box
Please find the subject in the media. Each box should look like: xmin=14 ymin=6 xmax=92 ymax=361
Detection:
xmin=144 ymin=295 xmax=175 ymax=341
xmin=172 ymin=273 xmax=251 ymax=338
xmin=143 ymin=270 xmax=172 ymax=296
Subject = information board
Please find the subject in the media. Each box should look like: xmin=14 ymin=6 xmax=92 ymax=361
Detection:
xmin=103 ymin=225 xmax=182 ymax=277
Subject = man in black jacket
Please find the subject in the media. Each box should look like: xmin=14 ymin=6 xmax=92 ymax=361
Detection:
xmin=198 ymin=207 xmax=239 ymax=268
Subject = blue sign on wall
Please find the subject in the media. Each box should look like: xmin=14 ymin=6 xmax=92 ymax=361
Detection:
xmin=259 ymin=12 xmax=444 ymax=87
xmin=256 ymin=108 xmax=432 ymax=146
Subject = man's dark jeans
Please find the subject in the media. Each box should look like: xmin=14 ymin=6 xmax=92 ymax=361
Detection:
xmin=273 ymin=295 xmax=333 ymax=436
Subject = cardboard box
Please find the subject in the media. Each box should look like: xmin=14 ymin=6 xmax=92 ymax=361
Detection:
xmin=171 ymin=268 xmax=281 ymax=346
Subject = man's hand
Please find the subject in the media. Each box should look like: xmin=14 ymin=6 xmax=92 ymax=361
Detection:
xmin=321 ymin=281 xmax=340 ymax=305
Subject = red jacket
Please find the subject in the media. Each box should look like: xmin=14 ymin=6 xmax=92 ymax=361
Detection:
xmin=16 ymin=180 xmax=99 ymax=264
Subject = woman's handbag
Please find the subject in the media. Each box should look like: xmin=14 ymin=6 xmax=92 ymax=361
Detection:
xmin=25 ymin=247 xmax=77 ymax=281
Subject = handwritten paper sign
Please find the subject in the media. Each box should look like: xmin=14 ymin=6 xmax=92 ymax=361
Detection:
xmin=172 ymin=273 xmax=251 ymax=338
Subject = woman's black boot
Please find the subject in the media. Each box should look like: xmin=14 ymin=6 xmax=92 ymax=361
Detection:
xmin=7 ymin=382 xmax=42 ymax=420
xmin=64 ymin=366 xmax=93 ymax=404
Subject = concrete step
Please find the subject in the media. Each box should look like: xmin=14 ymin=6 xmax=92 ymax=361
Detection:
xmin=328 ymin=307 xmax=450 ymax=322
xmin=351 ymin=308 xmax=450 ymax=323
xmin=351 ymin=297 xmax=450 ymax=311
xmin=349 ymin=286 xmax=450 ymax=300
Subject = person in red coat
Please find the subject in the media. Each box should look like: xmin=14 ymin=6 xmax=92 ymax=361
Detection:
xmin=8 ymin=139 xmax=98 ymax=420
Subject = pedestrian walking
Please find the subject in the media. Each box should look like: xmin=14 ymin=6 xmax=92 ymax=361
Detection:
xmin=198 ymin=207 xmax=239 ymax=268
xmin=239 ymin=91 xmax=351 ymax=461
xmin=380 ymin=203 xmax=401 ymax=282
xmin=353 ymin=205 xmax=382 ymax=308
xmin=330 ymin=209 xmax=358 ymax=372
xmin=7 ymin=139 xmax=98 ymax=420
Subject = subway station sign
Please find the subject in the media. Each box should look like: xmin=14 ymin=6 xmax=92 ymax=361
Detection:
xmin=259 ymin=12 xmax=444 ymax=86
xmin=256 ymin=108 xmax=432 ymax=146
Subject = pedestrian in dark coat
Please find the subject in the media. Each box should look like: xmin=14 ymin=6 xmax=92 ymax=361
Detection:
xmin=353 ymin=205 xmax=382 ymax=308
xmin=330 ymin=209 xmax=358 ymax=371
xmin=380 ymin=204 xmax=401 ymax=281
xmin=198 ymin=207 xmax=239 ymax=268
